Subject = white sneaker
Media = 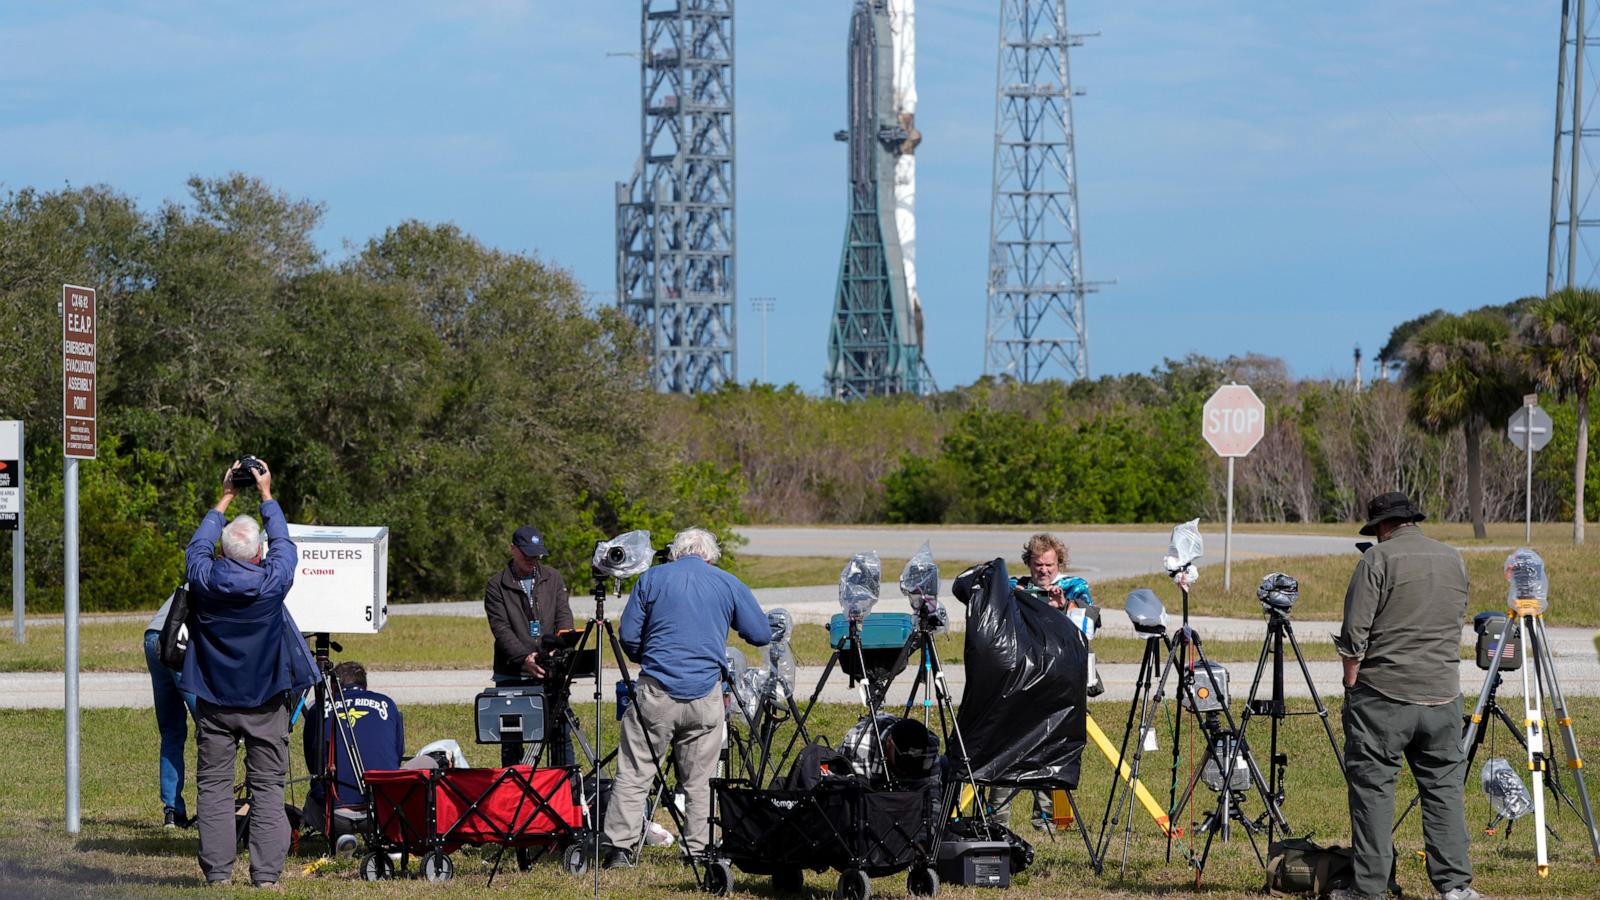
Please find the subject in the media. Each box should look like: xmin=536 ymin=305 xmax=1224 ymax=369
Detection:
xmin=1440 ymin=889 xmax=1483 ymax=900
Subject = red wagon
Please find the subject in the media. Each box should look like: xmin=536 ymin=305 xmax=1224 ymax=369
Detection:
xmin=360 ymin=765 xmax=591 ymax=882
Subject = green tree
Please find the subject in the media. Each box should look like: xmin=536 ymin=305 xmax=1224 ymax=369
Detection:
xmin=1520 ymin=288 xmax=1600 ymax=544
xmin=1402 ymin=312 xmax=1527 ymax=538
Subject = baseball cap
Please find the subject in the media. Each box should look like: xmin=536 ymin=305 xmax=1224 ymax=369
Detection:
xmin=512 ymin=526 xmax=548 ymax=558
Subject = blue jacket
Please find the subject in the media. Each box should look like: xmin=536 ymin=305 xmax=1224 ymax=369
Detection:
xmin=181 ymin=500 xmax=319 ymax=708
xmin=620 ymin=556 xmax=771 ymax=700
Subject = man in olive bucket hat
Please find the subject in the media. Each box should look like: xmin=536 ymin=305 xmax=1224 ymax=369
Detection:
xmin=1331 ymin=492 xmax=1478 ymax=900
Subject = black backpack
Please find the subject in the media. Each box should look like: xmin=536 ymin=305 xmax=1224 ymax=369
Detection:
xmin=781 ymin=739 xmax=854 ymax=791
xmin=158 ymin=584 xmax=193 ymax=671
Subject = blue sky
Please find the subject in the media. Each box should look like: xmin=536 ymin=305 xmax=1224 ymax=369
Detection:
xmin=0 ymin=1 xmax=1557 ymax=391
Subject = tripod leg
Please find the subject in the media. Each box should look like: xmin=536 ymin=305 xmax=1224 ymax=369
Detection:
xmin=1518 ymin=611 xmax=1550 ymax=875
xmin=1530 ymin=615 xmax=1600 ymax=859
xmin=1096 ymin=638 xmax=1154 ymax=865
xmin=1065 ymin=789 xmax=1100 ymax=871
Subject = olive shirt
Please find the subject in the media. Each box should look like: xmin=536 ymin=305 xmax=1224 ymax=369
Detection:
xmin=1335 ymin=526 xmax=1469 ymax=705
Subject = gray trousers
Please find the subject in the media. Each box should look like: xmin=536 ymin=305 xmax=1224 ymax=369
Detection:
xmin=603 ymin=676 xmax=722 ymax=854
xmin=1342 ymin=684 xmax=1472 ymax=897
xmin=195 ymin=695 xmax=292 ymax=884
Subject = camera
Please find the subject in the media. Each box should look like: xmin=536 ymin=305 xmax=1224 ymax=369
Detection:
xmin=591 ymin=530 xmax=654 ymax=579
xmin=229 ymin=455 xmax=266 ymax=489
xmin=1257 ymin=572 xmax=1298 ymax=613
xmin=1124 ymin=588 xmax=1168 ymax=636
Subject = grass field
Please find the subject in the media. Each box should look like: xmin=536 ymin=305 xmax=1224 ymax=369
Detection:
xmin=3 ymin=695 xmax=1596 ymax=897
xmin=1092 ymin=543 xmax=1600 ymax=627
xmin=0 ymin=615 xmax=1416 ymax=677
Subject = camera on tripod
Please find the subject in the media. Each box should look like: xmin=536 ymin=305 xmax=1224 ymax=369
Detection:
xmin=899 ymin=542 xmax=947 ymax=633
xmin=1257 ymin=572 xmax=1298 ymax=615
xmin=591 ymin=530 xmax=654 ymax=579
xmin=1473 ymin=611 xmax=1522 ymax=672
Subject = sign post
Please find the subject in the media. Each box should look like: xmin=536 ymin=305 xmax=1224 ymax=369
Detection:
xmin=62 ymin=283 xmax=97 ymax=835
xmin=1 ymin=421 xmax=21 ymax=643
xmin=1506 ymin=395 xmax=1554 ymax=544
xmin=1202 ymin=384 xmax=1266 ymax=591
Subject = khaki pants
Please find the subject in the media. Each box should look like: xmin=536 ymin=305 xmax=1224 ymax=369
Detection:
xmin=194 ymin=695 xmax=291 ymax=885
xmin=603 ymin=677 xmax=723 ymax=854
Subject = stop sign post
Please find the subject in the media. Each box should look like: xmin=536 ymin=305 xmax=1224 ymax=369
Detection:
xmin=1203 ymin=385 xmax=1267 ymax=591
xmin=1506 ymin=396 xmax=1554 ymax=543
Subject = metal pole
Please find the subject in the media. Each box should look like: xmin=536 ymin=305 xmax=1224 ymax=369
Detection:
xmin=1550 ymin=0 xmax=1574 ymax=295
xmin=12 ymin=421 xmax=23 ymax=643
xmin=64 ymin=456 xmax=80 ymax=833
xmin=1224 ymin=456 xmax=1235 ymax=592
xmin=1569 ymin=0 xmax=1589 ymax=288
xmin=1526 ymin=425 xmax=1535 ymax=545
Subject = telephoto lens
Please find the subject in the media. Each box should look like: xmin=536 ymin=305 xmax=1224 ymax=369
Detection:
xmin=604 ymin=545 xmax=627 ymax=566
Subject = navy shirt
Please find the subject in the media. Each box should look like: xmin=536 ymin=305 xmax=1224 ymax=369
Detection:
xmin=304 ymin=687 xmax=404 ymax=806
xmin=619 ymin=556 xmax=771 ymax=700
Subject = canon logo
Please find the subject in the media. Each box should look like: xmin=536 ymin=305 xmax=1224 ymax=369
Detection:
xmin=300 ymin=567 xmax=335 ymax=576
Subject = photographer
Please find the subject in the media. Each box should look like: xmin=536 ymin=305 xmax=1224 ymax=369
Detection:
xmin=301 ymin=661 xmax=403 ymax=852
xmin=183 ymin=458 xmax=319 ymax=888
xmin=1333 ymin=492 xmax=1476 ymax=900
xmin=600 ymin=528 xmax=771 ymax=868
xmin=483 ymin=525 xmax=574 ymax=766
xmin=992 ymin=532 xmax=1093 ymax=831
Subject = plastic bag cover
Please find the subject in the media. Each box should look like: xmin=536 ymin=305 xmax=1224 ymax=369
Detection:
xmin=899 ymin=542 xmax=939 ymax=616
xmin=951 ymin=559 xmax=1087 ymax=788
xmin=591 ymin=530 xmax=654 ymax=578
xmin=1504 ymin=548 xmax=1548 ymax=611
xmin=1163 ymin=518 xmax=1204 ymax=572
xmin=840 ymin=552 xmax=882 ymax=619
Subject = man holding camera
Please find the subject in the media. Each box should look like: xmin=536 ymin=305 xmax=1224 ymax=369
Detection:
xmin=601 ymin=528 xmax=771 ymax=868
xmin=484 ymin=525 xmax=574 ymax=766
xmin=1333 ymin=492 xmax=1476 ymax=900
xmin=183 ymin=458 xmax=319 ymax=888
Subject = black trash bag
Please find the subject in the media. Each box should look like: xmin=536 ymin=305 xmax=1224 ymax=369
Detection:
xmin=951 ymin=559 xmax=1087 ymax=789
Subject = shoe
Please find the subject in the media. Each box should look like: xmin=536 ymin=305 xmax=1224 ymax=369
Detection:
xmin=164 ymin=809 xmax=178 ymax=829
xmin=251 ymin=882 xmax=279 ymax=890
xmin=601 ymin=847 xmax=634 ymax=870
xmin=334 ymin=834 xmax=360 ymax=859
xmin=1441 ymin=889 xmax=1483 ymax=900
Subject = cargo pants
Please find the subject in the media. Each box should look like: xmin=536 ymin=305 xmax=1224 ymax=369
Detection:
xmin=1342 ymin=683 xmax=1472 ymax=897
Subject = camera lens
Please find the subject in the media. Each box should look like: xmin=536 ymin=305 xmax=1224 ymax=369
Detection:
xmin=604 ymin=545 xmax=627 ymax=565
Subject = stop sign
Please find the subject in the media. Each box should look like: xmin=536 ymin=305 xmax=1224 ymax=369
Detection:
xmin=1203 ymin=384 xmax=1266 ymax=458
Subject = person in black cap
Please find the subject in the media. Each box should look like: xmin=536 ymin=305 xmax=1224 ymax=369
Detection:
xmin=1331 ymin=492 xmax=1477 ymax=900
xmin=484 ymin=525 xmax=574 ymax=767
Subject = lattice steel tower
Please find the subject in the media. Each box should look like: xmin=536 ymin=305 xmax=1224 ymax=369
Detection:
xmin=616 ymin=0 xmax=736 ymax=393
xmin=984 ymin=0 xmax=1094 ymax=382
xmin=1548 ymin=0 xmax=1600 ymax=293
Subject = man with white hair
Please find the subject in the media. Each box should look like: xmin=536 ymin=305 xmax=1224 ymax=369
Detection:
xmin=182 ymin=458 xmax=318 ymax=888
xmin=600 ymin=527 xmax=771 ymax=868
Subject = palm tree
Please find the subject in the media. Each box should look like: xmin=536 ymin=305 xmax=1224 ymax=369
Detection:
xmin=1520 ymin=288 xmax=1600 ymax=544
xmin=1402 ymin=312 xmax=1527 ymax=538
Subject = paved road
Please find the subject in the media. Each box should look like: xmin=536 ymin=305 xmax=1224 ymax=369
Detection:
xmin=735 ymin=526 xmax=1360 ymax=582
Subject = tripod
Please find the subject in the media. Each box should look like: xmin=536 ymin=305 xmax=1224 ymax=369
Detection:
xmin=1094 ymin=630 xmax=1179 ymax=877
xmin=1221 ymin=604 xmax=1344 ymax=856
xmin=1455 ymin=602 xmax=1599 ymax=875
xmin=1097 ymin=586 xmax=1289 ymax=881
xmin=302 ymin=633 xmax=369 ymax=859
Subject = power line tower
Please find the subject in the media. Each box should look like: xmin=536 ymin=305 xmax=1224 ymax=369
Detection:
xmin=984 ymin=0 xmax=1096 ymax=383
xmin=616 ymin=0 xmax=737 ymax=393
xmin=1548 ymin=0 xmax=1600 ymax=293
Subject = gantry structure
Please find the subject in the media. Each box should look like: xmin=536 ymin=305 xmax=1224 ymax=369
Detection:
xmin=616 ymin=0 xmax=737 ymax=393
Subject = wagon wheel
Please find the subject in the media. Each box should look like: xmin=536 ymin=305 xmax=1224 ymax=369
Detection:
xmin=419 ymin=850 xmax=455 ymax=882
xmin=704 ymin=860 xmax=734 ymax=896
xmin=835 ymin=868 xmax=870 ymax=900
xmin=907 ymin=865 xmax=940 ymax=897
xmin=563 ymin=841 xmax=591 ymax=876
xmin=358 ymin=851 xmax=393 ymax=881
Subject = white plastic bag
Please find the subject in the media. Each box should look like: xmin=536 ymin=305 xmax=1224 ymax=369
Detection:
xmin=1504 ymin=548 xmax=1548 ymax=612
xmin=1481 ymin=757 xmax=1533 ymax=821
xmin=839 ymin=552 xmax=882 ymax=620
xmin=1163 ymin=519 xmax=1203 ymax=588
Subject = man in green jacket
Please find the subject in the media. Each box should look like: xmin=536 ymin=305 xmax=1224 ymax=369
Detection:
xmin=1332 ymin=492 xmax=1477 ymax=900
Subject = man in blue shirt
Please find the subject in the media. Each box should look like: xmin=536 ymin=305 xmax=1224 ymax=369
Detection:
xmin=601 ymin=528 xmax=771 ymax=867
xmin=302 ymin=661 xmax=404 ymax=852
xmin=183 ymin=458 xmax=319 ymax=888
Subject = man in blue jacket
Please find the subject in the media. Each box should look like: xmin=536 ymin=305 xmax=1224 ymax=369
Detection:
xmin=601 ymin=527 xmax=771 ymax=868
xmin=182 ymin=458 xmax=318 ymax=888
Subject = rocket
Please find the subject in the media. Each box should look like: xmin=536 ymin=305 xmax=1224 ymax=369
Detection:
xmin=825 ymin=0 xmax=929 ymax=398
